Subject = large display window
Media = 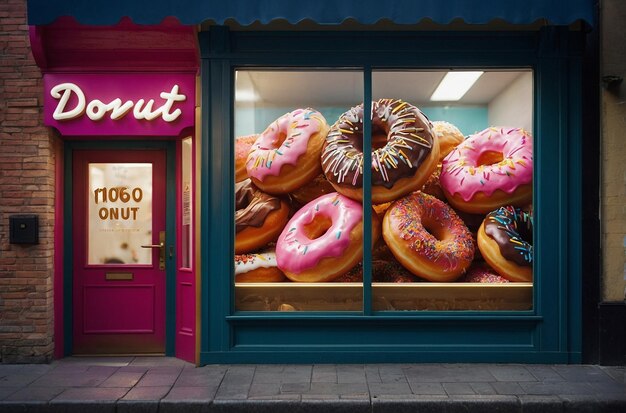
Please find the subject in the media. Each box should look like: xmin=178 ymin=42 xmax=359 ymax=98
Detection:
xmin=233 ymin=69 xmax=534 ymax=312
xmin=200 ymin=27 xmax=583 ymax=364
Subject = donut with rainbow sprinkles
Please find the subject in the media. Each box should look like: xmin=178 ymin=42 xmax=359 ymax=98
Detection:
xmin=440 ymin=126 xmax=533 ymax=214
xmin=383 ymin=191 xmax=475 ymax=282
xmin=322 ymin=99 xmax=439 ymax=204
xmin=477 ymin=206 xmax=533 ymax=282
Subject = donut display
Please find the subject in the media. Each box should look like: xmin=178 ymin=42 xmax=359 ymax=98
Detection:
xmin=235 ymin=134 xmax=258 ymax=182
xmin=322 ymin=99 xmax=439 ymax=204
xmin=246 ymin=108 xmax=329 ymax=194
xmin=275 ymin=192 xmax=380 ymax=282
xmin=440 ymin=127 xmax=533 ymax=214
xmin=383 ymin=191 xmax=475 ymax=282
xmin=235 ymin=179 xmax=290 ymax=254
xmin=477 ymin=206 xmax=533 ymax=282
xmin=235 ymin=251 xmax=286 ymax=283
xmin=234 ymin=97 xmax=534 ymax=310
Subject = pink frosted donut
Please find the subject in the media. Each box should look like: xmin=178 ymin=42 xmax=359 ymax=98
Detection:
xmin=275 ymin=193 xmax=380 ymax=282
xmin=246 ymin=108 xmax=329 ymax=194
xmin=440 ymin=127 xmax=533 ymax=214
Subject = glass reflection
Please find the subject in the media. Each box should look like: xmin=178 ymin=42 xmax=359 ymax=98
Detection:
xmin=234 ymin=70 xmax=364 ymax=311
xmin=232 ymin=69 xmax=534 ymax=312
xmin=371 ymin=70 xmax=534 ymax=311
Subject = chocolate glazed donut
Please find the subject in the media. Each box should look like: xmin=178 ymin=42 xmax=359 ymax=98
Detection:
xmin=234 ymin=179 xmax=290 ymax=254
xmin=321 ymin=99 xmax=439 ymax=204
xmin=477 ymin=205 xmax=533 ymax=282
xmin=483 ymin=206 xmax=533 ymax=267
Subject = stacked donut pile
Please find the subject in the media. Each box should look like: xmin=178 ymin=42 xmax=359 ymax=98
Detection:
xmin=234 ymin=101 xmax=534 ymax=284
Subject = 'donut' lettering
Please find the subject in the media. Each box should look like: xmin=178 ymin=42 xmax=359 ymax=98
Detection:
xmin=98 ymin=207 xmax=139 ymax=221
xmin=51 ymin=83 xmax=186 ymax=123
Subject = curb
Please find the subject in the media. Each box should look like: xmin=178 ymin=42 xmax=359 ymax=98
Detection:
xmin=1 ymin=396 xmax=626 ymax=413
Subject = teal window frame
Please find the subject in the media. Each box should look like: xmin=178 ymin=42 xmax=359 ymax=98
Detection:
xmin=199 ymin=26 xmax=583 ymax=364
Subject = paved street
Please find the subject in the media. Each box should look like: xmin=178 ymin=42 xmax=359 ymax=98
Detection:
xmin=0 ymin=357 xmax=624 ymax=412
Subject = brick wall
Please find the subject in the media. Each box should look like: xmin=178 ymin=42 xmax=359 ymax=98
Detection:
xmin=0 ymin=0 xmax=55 ymax=363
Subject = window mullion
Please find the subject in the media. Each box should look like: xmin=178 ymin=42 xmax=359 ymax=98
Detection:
xmin=362 ymin=66 xmax=372 ymax=316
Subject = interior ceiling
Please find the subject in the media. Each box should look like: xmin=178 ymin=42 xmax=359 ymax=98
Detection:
xmin=237 ymin=70 xmax=528 ymax=107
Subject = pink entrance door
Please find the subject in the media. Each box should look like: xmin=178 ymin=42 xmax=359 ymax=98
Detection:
xmin=73 ymin=150 xmax=167 ymax=354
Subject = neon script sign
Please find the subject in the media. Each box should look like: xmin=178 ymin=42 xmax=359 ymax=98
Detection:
xmin=50 ymin=83 xmax=186 ymax=123
xmin=43 ymin=74 xmax=195 ymax=136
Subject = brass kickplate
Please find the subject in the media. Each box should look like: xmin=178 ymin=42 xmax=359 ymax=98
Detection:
xmin=105 ymin=272 xmax=133 ymax=281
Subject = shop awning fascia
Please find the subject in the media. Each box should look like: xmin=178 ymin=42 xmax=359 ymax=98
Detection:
xmin=27 ymin=0 xmax=596 ymax=27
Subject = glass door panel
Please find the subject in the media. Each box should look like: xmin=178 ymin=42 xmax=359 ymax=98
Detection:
xmin=88 ymin=163 xmax=153 ymax=265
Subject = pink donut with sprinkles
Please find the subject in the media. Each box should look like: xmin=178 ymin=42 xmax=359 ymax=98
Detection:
xmin=383 ymin=191 xmax=475 ymax=282
xmin=440 ymin=127 xmax=533 ymax=214
xmin=275 ymin=192 xmax=380 ymax=282
xmin=246 ymin=108 xmax=329 ymax=194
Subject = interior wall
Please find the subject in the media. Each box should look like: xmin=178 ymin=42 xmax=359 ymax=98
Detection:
xmin=421 ymin=106 xmax=488 ymax=136
xmin=487 ymin=71 xmax=533 ymax=133
xmin=235 ymin=106 xmax=488 ymax=138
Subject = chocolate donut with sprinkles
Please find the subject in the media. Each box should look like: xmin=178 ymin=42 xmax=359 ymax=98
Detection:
xmin=477 ymin=206 xmax=533 ymax=282
xmin=383 ymin=191 xmax=475 ymax=282
xmin=322 ymin=99 xmax=439 ymax=204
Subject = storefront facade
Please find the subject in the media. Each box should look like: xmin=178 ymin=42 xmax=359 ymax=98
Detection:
xmin=3 ymin=0 xmax=620 ymax=365
xmin=26 ymin=17 xmax=200 ymax=362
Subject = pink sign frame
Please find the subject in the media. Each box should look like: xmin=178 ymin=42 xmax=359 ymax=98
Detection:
xmin=44 ymin=73 xmax=195 ymax=136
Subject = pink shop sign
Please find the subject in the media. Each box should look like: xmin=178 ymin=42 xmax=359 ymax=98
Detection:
xmin=44 ymin=74 xmax=195 ymax=136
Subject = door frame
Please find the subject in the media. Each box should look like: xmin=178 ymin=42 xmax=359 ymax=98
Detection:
xmin=63 ymin=140 xmax=177 ymax=356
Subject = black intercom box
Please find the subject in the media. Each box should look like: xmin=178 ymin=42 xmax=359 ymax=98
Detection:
xmin=9 ymin=215 xmax=39 ymax=244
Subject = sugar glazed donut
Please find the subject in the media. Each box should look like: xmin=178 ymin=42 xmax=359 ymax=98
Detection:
xmin=420 ymin=165 xmax=446 ymax=201
xmin=234 ymin=134 xmax=258 ymax=182
xmin=477 ymin=206 xmax=533 ymax=282
xmin=432 ymin=120 xmax=465 ymax=161
xmin=458 ymin=263 xmax=510 ymax=283
xmin=276 ymin=193 xmax=380 ymax=282
xmin=322 ymin=99 xmax=439 ymax=204
xmin=246 ymin=108 xmax=329 ymax=194
xmin=383 ymin=191 xmax=475 ymax=282
xmin=235 ymin=251 xmax=286 ymax=283
xmin=440 ymin=127 xmax=533 ymax=214
xmin=235 ymin=179 xmax=289 ymax=254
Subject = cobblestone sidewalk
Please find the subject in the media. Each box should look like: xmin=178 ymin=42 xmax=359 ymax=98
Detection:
xmin=0 ymin=357 xmax=624 ymax=412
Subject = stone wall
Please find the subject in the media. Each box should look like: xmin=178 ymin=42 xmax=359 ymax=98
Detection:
xmin=601 ymin=0 xmax=626 ymax=302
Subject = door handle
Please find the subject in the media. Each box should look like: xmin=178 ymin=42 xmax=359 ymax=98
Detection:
xmin=140 ymin=231 xmax=165 ymax=270
xmin=141 ymin=242 xmax=164 ymax=249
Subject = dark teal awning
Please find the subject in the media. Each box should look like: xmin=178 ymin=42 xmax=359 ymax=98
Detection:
xmin=27 ymin=0 xmax=595 ymax=26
